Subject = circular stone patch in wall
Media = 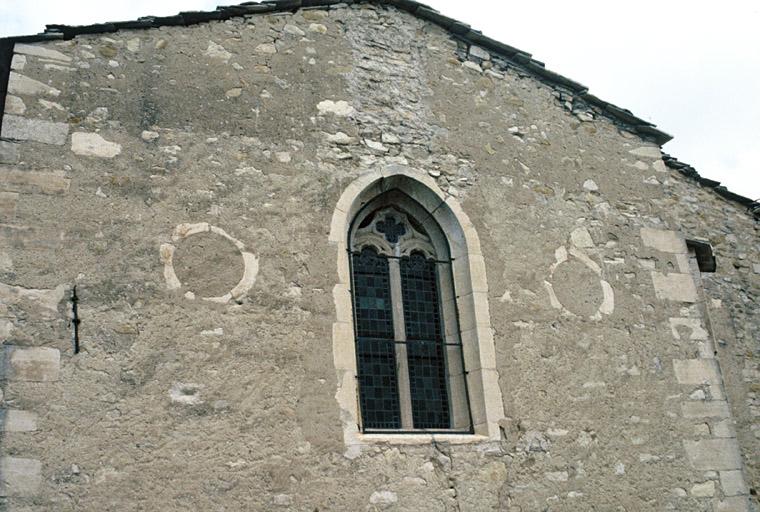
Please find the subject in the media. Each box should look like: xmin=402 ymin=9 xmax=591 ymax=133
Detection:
xmin=160 ymin=223 xmax=259 ymax=303
xmin=544 ymin=245 xmax=614 ymax=321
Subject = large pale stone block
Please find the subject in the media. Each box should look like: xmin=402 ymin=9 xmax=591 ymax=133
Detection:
xmin=720 ymin=470 xmax=749 ymax=496
xmin=1 ymin=409 xmax=38 ymax=432
xmin=7 ymin=72 xmax=61 ymax=97
xmin=0 ymin=191 xmax=18 ymax=221
xmin=14 ymin=43 xmax=72 ymax=62
xmin=681 ymin=400 xmax=730 ymax=418
xmin=713 ymin=496 xmax=751 ymax=512
xmin=4 ymin=95 xmax=26 ymax=116
xmin=1 ymin=115 xmax=69 ymax=145
xmin=3 ymin=346 xmax=60 ymax=382
xmin=640 ymin=228 xmax=687 ymax=253
xmin=683 ymin=438 xmax=742 ymax=470
xmin=0 ymin=141 xmax=19 ymax=164
xmin=0 ymin=456 xmax=41 ymax=496
xmin=0 ymin=167 xmax=70 ymax=194
xmin=673 ymin=359 xmax=721 ymax=386
xmin=651 ymin=272 xmax=697 ymax=303
xmin=71 ymin=132 xmax=122 ymax=158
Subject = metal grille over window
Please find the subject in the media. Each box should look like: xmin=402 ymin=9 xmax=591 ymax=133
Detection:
xmin=349 ymin=203 xmax=473 ymax=434
xmin=352 ymin=247 xmax=401 ymax=429
xmin=400 ymin=252 xmax=450 ymax=429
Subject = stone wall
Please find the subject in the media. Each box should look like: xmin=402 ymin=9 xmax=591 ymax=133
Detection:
xmin=0 ymin=3 xmax=757 ymax=511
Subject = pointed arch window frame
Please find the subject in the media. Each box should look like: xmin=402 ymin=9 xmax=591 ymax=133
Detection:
xmin=330 ymin=166 xmax=505 ymax=452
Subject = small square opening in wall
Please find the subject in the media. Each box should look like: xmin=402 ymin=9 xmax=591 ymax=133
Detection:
xmin=686 ymin=239 xmax=716 ymax=273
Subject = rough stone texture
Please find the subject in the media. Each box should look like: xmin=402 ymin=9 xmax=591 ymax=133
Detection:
xmin=0 ymin=456 xmax=42 ymax=496
xmin=0 ymin=4 xmax=756 ymax=511
xmin=70 ymin=132 xmax=122 ymax=158
xmin=3 ymin=346 xmax=61 ymax=382
xmin=1 ymin=114 xmax=69 ymax=145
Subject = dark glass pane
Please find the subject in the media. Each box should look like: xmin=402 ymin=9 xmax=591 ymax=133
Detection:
xmin=400 ymin=253 xmax=450 ymax=429
xmin=352 ymin=247 xmax=400 ymax=429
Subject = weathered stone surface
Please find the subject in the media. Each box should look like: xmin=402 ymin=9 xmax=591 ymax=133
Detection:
xmin=317 ymin=99 xmax=355 ymax=116
xmin=11 ymin=54 xmax=26 ymax=71
xmin=0 ymin=5 xmax=755 ymax=511
xmin=1 ymin=409 xmax=38 ymax=432
xmin=4 ymin=95 xmax=26 ymax=115
xmin=683 ymin=439 xmax=743 ymax=470
xmin=204 ymin=41 xmax=232 ymax=62
xmin=3 ymin=346 xmax=60 ymax=382
xmin=0 ymin=140 xmax=19 ymax=164
xmin=681 ymin=401 xmax=731 ymax=418
xmin=0 ymin=167 xmax=70 ymax=194
xmin=0 ymin=191 xmax=18 ymax=221
xmin=651 ymin=272 xmax=698 ymax=302
xmin=7 ymin=71 xmax=61 ymax=97
xmin=673 ymin=359 xmax=721 ymax=386
xmin=0 ymin=457 xmax=42 ymax=496
xmin=720 ymin=470 xmax=749 ymax=496
xmin=15 ymin=43 xmax=72 ymax=62
xmin=641 ymin=227 xmax=687 ymax=253
xmin=691 ymin=481 xmax=715 ymax=497
xmin=714 ymin=496 xmax=752 ymax=512
xmin=71 ymin=132 xmax=122 ymax=158
xmin=1 ymin=115 xmax=69 ymax=145
xmin=628 ymin=146 xmax=662 ymax=158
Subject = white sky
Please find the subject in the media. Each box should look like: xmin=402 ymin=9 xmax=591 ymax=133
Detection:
xmin=1 ymin=0 xmax=758 ymax=201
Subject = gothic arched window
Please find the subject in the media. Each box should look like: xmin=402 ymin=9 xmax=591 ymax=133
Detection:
xmin=350 ymin=199 xmax=472 ymax=433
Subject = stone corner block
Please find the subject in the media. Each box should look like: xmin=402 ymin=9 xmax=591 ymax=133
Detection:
xmin=1 ymin=115 xmax=69 ymax=145
xmin=3 ymin=346 xmax=60 ymax=382
xmin=713 ymin=496 xmax=751 ymax=512
xmin=719 ymin=470 xmax=749 ymax=497
xmin=651 ymin=272 xmax=697 ymax=303
xmin=0 ymin=456 xmax=42 ymax=496
xmin=683 ymin=438 xmax=742 ymax=470
xmin=673 ymin=359 xmax=720 ymax=386
xmin=640 ymin=227 xmax=687 ymax=254
xmin=1 ymin=409 xmax=38 ymax=432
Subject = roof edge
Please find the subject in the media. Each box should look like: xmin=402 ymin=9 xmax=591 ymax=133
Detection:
xmin=1 ymin=0 xmax=756 ymax=219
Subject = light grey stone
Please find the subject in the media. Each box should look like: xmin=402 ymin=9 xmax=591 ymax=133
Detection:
xmin=719 ymin=470 xmax=749 ymax=496
xmin=0 ymin=456 xmax=41 ymax=496
xmin=71 ymin=132 xmax=122 ymax=158
xmin=317 ymin=100 xmax=354 ymax=117
xmin=0 ymin=141 xmax=19 ymax=164
xmin=469 ymin=45 xmax=490 ymax=60
xmin=713 ymin=497 xmax=751 ymax=512
xmin=4 ymin=95 xmax=26 ymax=115
xmin=141 ymin=130 xmax=159 ymax=141
xmin=14 ymin=43 xmax=72 ymax=62
xmin=204 ymin=41 xmax=232 ymax=62
xmin=283 ymin=24 xmax=305 ymax=36
xmin=10 ymin=54 xmax=26 ymax=70
xmin=681 ymin=401 xmax=730 ymax=419
xmin=640 ymin=227 xmax=687 ymax=253
xmin=1 ymin=115 xmax=69 ymax=145
xmin=690 ymin=481 xmax=715 ymax=497
xmin=683 ymin=438 xmax=742 ymax=470
xmin=369 ymin=490 xmax=398 ymax=506
xmin=673 ymin=359 xmax=721 ymax=386
xmin=570 ymin=226 xmax=594 ymax=248
xmin=7 ymin=72 xmax=61 ymax=97
xmin=3 ymin=346 xmax=60 ymax=382
xmin=2 ymin=410 xmax=38 ymax=432
xmin=651 ymin=272 xmax=697 ymax=302
xmin=713 ymin=419 xmax=737 ymax=438
xmin=628 ymin=146 xmax=662 ymax=159
xmin=582 ymin=179 xmax=598 ymax=192
xmin=0 ymin=167 xmax=70 ymax=194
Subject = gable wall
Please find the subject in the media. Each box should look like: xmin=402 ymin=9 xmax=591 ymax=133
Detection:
xmin=0 ymin=3 xmax=757 ymax=510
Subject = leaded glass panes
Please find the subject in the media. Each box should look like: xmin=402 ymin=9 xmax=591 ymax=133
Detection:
xmin=352 ymin=247 xmax=401 ymax=429
xmin=400 ymin=252 xmax=450 ymax=429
